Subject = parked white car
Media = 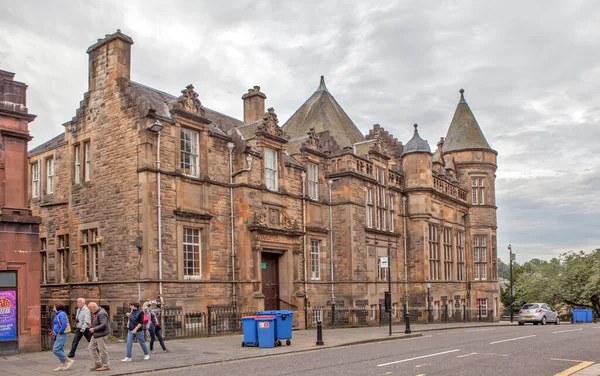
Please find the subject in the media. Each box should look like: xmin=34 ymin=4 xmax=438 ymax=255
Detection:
xmin=518 ymin=303 xmax=560 ymax=325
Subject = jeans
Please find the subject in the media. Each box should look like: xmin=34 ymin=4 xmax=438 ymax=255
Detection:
xmin=126 ymin=330 xmax=149 ymax=358
xmin=53 ymin=333 xmax=68 ymax=363
xmin=88 ymin=336 xmax=110 ymax=367
xmin=68 ymin=328 xmax=92 ymax=357
xmin=149 ymin=324 xmax=166 ymax=351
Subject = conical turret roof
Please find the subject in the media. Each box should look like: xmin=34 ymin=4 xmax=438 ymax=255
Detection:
xmin=402 ymin=124 xmax=431 ymax=155
xmin=443 ymin=89 xmax=492 ymax=153
xmin=282 ymin=76 xmax=365 ymax=149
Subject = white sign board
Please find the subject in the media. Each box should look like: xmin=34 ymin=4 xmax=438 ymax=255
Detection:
xmin=380 ymin=257 xmax=389 ymax=268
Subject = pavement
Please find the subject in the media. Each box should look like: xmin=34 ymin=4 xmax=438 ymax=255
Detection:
xmin=0 ymin=321 xmax=560 ymax=376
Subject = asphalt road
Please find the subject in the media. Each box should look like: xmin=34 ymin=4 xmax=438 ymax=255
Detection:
xmin=139 ymin=324 xmax=600 ymax=376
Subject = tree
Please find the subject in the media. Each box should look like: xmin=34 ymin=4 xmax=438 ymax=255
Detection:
xmin=498 ymin=258 xmax=509 ymax=280
xmin=555 ymin=250 xmax=600 ymax=318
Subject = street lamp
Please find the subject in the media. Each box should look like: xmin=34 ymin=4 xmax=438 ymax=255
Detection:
xmin=508 ymin=244 xmax=514 ymax=323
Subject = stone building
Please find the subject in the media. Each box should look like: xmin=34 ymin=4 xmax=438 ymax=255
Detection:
xmin=29 ymin=30 xmax=499 ymax=325
xmin=0 ymin=70 xmax=41 ymax=353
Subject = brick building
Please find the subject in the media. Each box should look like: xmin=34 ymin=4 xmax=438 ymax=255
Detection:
xmin=29 ymin=30 xmax=499 ymax=325
xmin=0 ymin=70 xmax=41 ymax=353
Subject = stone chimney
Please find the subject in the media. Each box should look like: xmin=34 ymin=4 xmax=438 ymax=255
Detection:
xmin=241 ymin=86 xmax=266 ymax=123
xmin=86 ymin=29 xmax=134 ymax=92
xmin=0 ymin=70 xmax=28 ymax=113
xmin=0 ymin=70 xmax=36 ymax=213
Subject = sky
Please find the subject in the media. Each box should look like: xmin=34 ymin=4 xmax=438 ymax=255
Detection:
xmin=1 ymin=0 xmax=598 ymax=264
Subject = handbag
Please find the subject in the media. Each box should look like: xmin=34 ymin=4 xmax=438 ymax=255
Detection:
xmin=58 ymin=313 xmax=72 ymax=334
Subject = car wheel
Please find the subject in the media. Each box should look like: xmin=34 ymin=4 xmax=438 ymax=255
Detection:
xmin=518 ymin=322 xmax=524 ymax=326
xmin=541 ymin=316 xmax=546 ymax=325
xmin=555 ymin=317 xmax=560 ymax=325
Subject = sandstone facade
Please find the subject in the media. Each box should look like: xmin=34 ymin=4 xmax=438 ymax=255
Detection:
xmin=29 ymin=31 xmax=499 ymax=326
xmin=0 ymin=70 xmax=41 ymax=353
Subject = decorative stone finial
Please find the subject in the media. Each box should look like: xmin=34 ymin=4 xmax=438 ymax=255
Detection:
xmin=317 ymin=76 xmax=329 ymax=92
xmin=413 ymin=123 xmax=418 ymax=131
xmin=169 ymin=84 xmax=205 ymax=115
xmin=459 ymin=88 xmax=465 ymax=102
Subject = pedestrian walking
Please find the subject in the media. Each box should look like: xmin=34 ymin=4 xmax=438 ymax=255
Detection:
xmin=51 ymin=303 xmax=75 ymax=371
xmin=122 ymin=302 xmax=150 ymax=362
xmin=88 ymin=302 xmax=110 ymax=371
xmin=145 ymin=302 xmax=168 ymax=353
xmin=67 ymin=298 xmax=92 ymax=358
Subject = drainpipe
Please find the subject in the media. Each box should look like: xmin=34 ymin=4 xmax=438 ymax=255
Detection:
xmin=402 ymin=195 xmax=408 ymax=302
xmin=156 ymin=130 xmax=163 ymax=302
xmin=328 ymin=179 xmax=335 ymax=304
xmin=227 ymin=142 xmax=236 ymax=307
xmin=301 ymin=172 xmax=307 ymax=327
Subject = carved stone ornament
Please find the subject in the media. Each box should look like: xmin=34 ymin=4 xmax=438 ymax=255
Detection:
xmin=269 ymin=208 xmax=280 ymax=226
xmin=258 ymin=107 xmax=284 ymax=137
xmin=280 ymin=212 xmax=294 ymax=230
xmin=370 ymin=134 xmax=384 ymax=153
xmin=169 ymin=84 xmax=206 ymax=116
xmin=252 ymin=210 xmax=268 ymax=226
xmin=302 ymin=127 xmax=321 ymax=151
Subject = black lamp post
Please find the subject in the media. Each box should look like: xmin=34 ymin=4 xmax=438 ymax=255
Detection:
xmin=509 ymin=244 xmax=514 ymax=323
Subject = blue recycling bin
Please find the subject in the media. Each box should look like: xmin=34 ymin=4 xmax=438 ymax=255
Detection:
xmin=256 ymin=316 xmax=276 ymax=348
xmin=585 ymin=309 xmax=593 ymax=323
xmin=241 ymin=316 xmax=259 ymax=347
xmin=257 ymin=310 xmax=295 ymax=346
xmin=571 ymin=309 xmax=592 ymax=323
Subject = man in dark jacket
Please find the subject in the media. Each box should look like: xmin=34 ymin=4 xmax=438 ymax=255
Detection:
xmin=88 ymin=302 xmax=110 ymax=371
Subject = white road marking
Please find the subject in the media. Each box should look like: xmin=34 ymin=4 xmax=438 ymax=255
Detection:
xmin=553 ymin=328 xmax=583 ymax=334
xmin=489 ymin=335 xmax=536 ymax=345
xmin=466 ymin=328 xmax=496 ymax=332
xmin=377 ymin=349 xmax=461 ymax=367
xmin=457 ymin=352 xmax=478 ymax=358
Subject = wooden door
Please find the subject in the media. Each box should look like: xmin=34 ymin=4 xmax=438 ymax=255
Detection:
xmin=261 ymin=253 xmax=279 ymax=310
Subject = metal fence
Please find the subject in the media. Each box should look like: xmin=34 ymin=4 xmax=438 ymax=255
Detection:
xmin=40 ymin=304 xmax=496 ymax=351
xmin=306 ymin=305 xmax=495 ymax=329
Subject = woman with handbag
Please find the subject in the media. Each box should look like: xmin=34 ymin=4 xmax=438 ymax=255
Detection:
xmin=52 ymin=303 xmax=75 ymax=371
xmin=146 ymin=302 xmax=168 ymax=353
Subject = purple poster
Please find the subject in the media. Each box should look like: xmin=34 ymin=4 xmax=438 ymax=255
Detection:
xmin=0 ymin=290 xmax=17 ymax=341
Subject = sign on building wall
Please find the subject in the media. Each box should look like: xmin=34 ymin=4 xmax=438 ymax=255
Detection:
xmin=0 ymin=290 xmax=17 ymax=341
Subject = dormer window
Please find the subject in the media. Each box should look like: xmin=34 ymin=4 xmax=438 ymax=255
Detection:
xmin=308 ymin=162 xmax=318 ymax=200
xmin=265 ymin=148 xmax=278 ymax=191
xmin=181 ymin=128 xmax=200 ymax=177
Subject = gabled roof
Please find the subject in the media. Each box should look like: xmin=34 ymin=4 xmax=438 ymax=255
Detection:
xmin=281 ymin=76 xmax=365 ymax=149
xmin=402 ymin=124 xmax=431 ymax=155
xmin=28 ymin=133 xmax=66 ymax=157
xmin=443 ymin=89 xmax=492 ymax=153
xmin=129 ymin=81 xmax=242 ymax=136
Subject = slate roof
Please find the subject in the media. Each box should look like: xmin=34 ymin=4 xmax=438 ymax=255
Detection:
xmin=28 ymin=133 xmax=67 ymax=157
xmin=402 ymin=124 xmax=431 ymax=155
xmin=281 ymin=76 xmax=365 ymax=149
xmin=443 ymin=89 xmax=492 ymax=153
xmin=129 ymin=81 xmax=242 ymax=136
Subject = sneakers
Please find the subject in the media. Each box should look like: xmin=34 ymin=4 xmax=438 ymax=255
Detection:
xmin=121 ymin=357 xmax=132 ymax=362
xmin=53 ymin=366 xmax=65 ymax=371
xmin=144 ymin=354 xmax=150 ymax=360
xmin=64 ymin=359 xmax=75 ymax=370
xmin=96 ymin=366 xmax=110 ymax=371
xmin=150 ymin=350 xmax=156 ymax=354
xmin=90 ymin=364 xmax=102 ymax=371
xmin=163 ymin=348 xmax=170 ymax=352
